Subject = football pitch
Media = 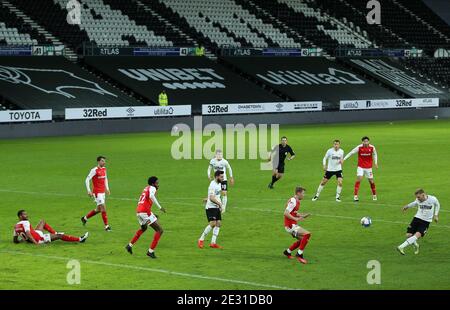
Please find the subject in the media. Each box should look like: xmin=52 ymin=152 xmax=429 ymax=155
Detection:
xmin=1 ymin=119 xmax=449 ymax=290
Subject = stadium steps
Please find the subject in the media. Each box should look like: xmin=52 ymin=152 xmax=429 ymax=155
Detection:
xmin=390 ymin=0 xmax=450 ymax=43
xmin=315 ymin=0 xmax=410 ymax=50
xmin=148 ymin=0 xmax=218 ymax=51
xmin=4 ymin=0 xmax=78 ymax=61
xmin=234 ymin=0 xmax=308 ymax=48
xmin=134 ymin=0 xmax=196 ymax=45
xmin=397 ymin=0 xmax=450 ymax=39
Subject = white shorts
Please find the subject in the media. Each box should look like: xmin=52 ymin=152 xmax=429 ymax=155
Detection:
xmin=137 ymin=212 xmax=157 ymax=226
xmin=36 ymin=230 xmax=51 ymax=244
xmin=94 ymin=193 xmax=106 ymax=206
xmin=285 ymin=224 xmax=302 ymax=237
xmin=357 ymin=167 xmax=373 ymax=178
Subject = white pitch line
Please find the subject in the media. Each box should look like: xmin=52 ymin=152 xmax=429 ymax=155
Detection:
xmin=0 ymin=188 xmax=448 ymax=213
xmin=0 ymin=250 xmax=298 ymax=290
xmin=1 ymin=189 xmax=448 ymax=228
xmin=173 ymin=202 xmax=450 ymax=229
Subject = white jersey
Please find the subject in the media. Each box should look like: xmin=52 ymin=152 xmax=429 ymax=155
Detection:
xmin=406 ymin=195 xmax=440 ymax=223
xmin=205 ymin=180 xmax=222 ymax=209
xmin=323 ymin=148 xmax=344 ymax=172
xmin=208 ymin=158 xmax=233 ymax=181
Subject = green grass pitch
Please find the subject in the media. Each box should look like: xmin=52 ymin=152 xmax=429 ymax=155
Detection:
xmin=0 ymin=119 xmax=449 ymax=290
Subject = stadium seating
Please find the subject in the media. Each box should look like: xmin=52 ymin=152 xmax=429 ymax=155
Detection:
xmin=398 ymin=0 xmax=450 ymax=39
xmin=401 ymin=58 xmax=450 ymax=90
xmin=1 ymin=0 xmax=450 ymax=112
xmin=104 ymin=0 xmax=193 ymax=47
xmin=310 ymin=0 xmax=410 ymax=49
xmin=56 ymin=0 xmax=172 ymax=47
xmin=10 ymin=0 xmax=91 ymax=50
xmin=0 ymin=2 xmax=48 ymax=46
xmin=160 ymin=0 xmax=302 ymax=48
xmin=313 ymin=0 xmax=450 ymax=53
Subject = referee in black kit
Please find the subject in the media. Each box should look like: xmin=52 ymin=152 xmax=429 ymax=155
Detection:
xmin=268 ymin=136 xmax=295 ymax=189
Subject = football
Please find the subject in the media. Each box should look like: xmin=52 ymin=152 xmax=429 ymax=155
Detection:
xmin=360 ymin=217 xmax=372 ymax=228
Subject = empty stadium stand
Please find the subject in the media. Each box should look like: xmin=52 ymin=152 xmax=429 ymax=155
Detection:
xmin=160 ymin=0 xmax=302 ymax=48
xmin=401 ymin=58 xmax=450 ymax=90
xmin=0 ymin=2 xmax=49 ymax=46
xmin=1 ymin=0 xmax=450 ymax=117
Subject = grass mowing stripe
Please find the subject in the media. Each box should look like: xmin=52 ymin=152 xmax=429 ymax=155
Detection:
xmin=0 ymin=250 xmax=298 ymax=290
xmin=1 ymin=189 xmax=448 ymax=228
xmin=0 ymin=188 xmax=448 ymax=213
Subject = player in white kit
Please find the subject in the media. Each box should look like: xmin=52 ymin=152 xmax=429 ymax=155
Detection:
xmin=198 ymin=170 xmax=225 ymax=249
xmin=397 ymin=189 xmax=440 ymax=255
xmin=312 ymin=140 xmax=345 ymax=202
xmin=207 ymin=150 xmax=234 ymax=213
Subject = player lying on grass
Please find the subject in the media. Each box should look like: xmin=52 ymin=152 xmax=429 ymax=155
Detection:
xmin=125 ymin=176 xmax=166 ymax=259
xmin=283 ymin=187 xmax=311 ymax=264
xmin=312 ymin=139 xmax=345 ymax=202
xmin=397 ymin=189 xmax=440 ymax=255
xmin=13 ymin=210 xmax=89 ymax=245
xmin=198 ymin=170 xmax=225 ymax=249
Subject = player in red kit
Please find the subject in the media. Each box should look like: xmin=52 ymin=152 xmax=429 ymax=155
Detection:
xmin=81 ymin=156 xmax=111 ymax=231
xmin=283 ymin=187 xmax=311 ymax=264
xmin=13 ymin=210 xmax=88 ymax=245
xmin=125 ymin=176 xmax=166 ymax=259
xmin=343 ymin=136 xmax=378 ymax=202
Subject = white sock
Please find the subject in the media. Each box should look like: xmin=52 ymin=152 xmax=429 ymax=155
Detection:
xmin=297 ymin=249 xmax=304 ymax=255
xmin=286 ymin=248 xmax=292 ymax=254
xmin=148 ymin=249 xmax=154 ymax=253
xmin=399 ymin=236 xmax=418 ymax=249
xmin=128 ymin=243 xmax=133 ymax=247
xmin=200 ymin=225 xmax=212 ymax=241
xmin=316 ymin=185 xmax=324 ymax=196
xmin=336 ymin=186 xmax=342 ymax=197
xmin=407 ymin=235 xmax=418 ymax=245
xmin=222 ymin=196 xmax=227 ymax=212
xmin=211 ymin=227 xmax=220 ymax=244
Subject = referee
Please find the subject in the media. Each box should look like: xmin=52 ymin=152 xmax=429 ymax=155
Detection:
xmin=268 ymin=136 xmax=295 ymax=189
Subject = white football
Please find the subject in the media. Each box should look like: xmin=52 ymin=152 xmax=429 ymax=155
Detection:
xmin=361 ymin=216 xmax=372 ymax=227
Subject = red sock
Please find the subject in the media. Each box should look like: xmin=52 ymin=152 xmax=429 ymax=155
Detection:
xmin=130 ymin=229 xmax=144 ymax=245
xmin=354 ymin=181 xmax=361 ymax=195
xmin=299 ymin=233 xmax=311 ymax=251
xmin=44 ymin=223 xmax=56 ymax=234
xmin=101 ymin=211 xmax=108 ymax=226
xmin=85 ymin=210 xmax=97 ymax=219
xmin=370 ymin=182 xmax=376 ymax=195
xmin=150 ymin=232 xmax=162 ymax=250
xmin=61 ymin=235 xmax=80 ymax=242
xmin=289 ymin=240 xmax=301 ymax=251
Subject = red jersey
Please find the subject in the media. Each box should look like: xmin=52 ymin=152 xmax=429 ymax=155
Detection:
xmin=284 ymin=197 xmax=300 ymax=228
xmin=13 ymin=220 xmax=42 ymax=242
xmin=346 ymin=144 xmax=377 ymax=169
xmin=136 ymin=185 xmax=157 ymax=215
xmin=86 ymin=166 xmax=108 ymax=194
